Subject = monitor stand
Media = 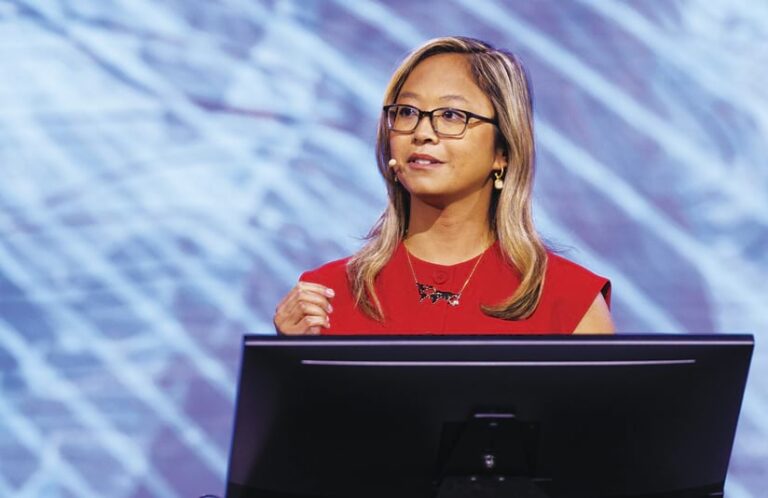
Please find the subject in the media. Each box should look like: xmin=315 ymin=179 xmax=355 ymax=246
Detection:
xmin=434 ymin=411 xmax=549 ymax=498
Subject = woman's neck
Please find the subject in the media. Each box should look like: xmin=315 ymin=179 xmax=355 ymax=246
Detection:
xmin=405 ymin=195 xmax=495 ymax=265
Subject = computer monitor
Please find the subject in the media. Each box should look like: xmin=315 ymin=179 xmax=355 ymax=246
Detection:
xmin=225 ymin=334 xmax=753 ymax=498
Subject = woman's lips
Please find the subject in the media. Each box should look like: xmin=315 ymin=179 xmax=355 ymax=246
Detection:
xmin=407 ymin=153 xmax=444 ymax=169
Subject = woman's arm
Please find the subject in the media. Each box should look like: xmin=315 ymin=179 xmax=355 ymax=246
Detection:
xmin=573 ymin=293 xmax=615 ymax=334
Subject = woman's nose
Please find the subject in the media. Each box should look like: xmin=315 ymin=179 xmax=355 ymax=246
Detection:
xmin=412 ymin=115 xmax=439 ymax=143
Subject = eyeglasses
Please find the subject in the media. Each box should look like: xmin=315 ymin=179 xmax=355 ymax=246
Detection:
xmin=383 ymin=104 xmax=497 ymax=137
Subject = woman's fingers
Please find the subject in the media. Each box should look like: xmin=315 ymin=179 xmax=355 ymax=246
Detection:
xmin=288 ymin=285 xmax=334 ymax=315
xmin=274 ymin=281 xmax=335 ymax=335
xmin=296 ymin=281 xmax=335 ymax=299
xmin=280 ymin=292 xmax=332 ymax=328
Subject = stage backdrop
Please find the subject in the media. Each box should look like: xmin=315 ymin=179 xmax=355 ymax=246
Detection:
xmin=0 ymin=1 xmax=766 ymax=497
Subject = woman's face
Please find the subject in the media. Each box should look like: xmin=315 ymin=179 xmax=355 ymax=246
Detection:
xmin=389 ymin=53 xmax=506 ymax=207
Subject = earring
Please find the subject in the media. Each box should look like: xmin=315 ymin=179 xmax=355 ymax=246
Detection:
xmin=493 ymin=168 xmax=505 ymax=190
xmin=389 ymin=158 xmax=399 ymax=183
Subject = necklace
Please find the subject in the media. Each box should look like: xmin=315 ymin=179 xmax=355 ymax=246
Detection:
xmin=403 ymin=243 xmax=489 ymax=307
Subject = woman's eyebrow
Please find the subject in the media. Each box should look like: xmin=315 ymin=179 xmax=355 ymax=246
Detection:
xmin=397 ymin=92 xmax=469 ymax=104
xmin=397 ymin=91 xmax=420 ymax=100
xmin=439 ymin=94 xmax=469 ymax=103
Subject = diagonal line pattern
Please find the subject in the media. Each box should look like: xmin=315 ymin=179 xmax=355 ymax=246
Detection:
xmin=451 ymin=0 xmax=768 ymax=222
xmin=575 ymin=0 xmax=768 ymax=114
xmin=0 ymin=234 xmax=227 ymax=478
xmin=0 ymin=317 xmax=180 ymax=497
xmin=0 ymin=390 xmax=101 ymax=498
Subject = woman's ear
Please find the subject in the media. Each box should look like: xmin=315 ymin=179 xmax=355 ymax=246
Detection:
xmin=492 ymin=146 xmax=508 ymax=173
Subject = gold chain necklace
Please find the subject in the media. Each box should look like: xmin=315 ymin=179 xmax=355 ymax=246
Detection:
xmin=404 ymin=243 xmax=489 ymax=307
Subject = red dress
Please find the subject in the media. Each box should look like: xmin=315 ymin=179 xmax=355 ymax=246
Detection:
xmin=300 ymin=241 xmax=611 ymax=335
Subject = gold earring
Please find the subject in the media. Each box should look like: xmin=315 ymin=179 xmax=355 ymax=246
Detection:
xmin=493 ymin=168 xmax=505 ymax=190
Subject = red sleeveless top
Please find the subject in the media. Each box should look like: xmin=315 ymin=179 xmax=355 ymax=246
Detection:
xmin=300 ymin=242 xmax=611 ymax=335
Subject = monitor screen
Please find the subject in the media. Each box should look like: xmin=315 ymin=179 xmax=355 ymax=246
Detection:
xmin=225 ymin=334 xmax=753 ymax=498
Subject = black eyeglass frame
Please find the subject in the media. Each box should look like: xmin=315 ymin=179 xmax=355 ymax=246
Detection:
xmin=382 ymin=104 xmax=498 ymax=137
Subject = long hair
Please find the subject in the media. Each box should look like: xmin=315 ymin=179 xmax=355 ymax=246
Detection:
xmin=346 ymin=36 xmax=547 ymax=321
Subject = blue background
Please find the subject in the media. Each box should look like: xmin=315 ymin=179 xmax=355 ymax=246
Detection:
xmin=0 ymin=1 xmax=766 ymax=496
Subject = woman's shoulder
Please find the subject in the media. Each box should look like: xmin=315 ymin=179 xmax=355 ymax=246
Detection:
xmin=544 ymin=250 xmax=611 ymax=303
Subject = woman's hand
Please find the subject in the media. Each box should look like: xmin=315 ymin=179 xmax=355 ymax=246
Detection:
xmin=273 ymin=282 xmax=335 ymax=335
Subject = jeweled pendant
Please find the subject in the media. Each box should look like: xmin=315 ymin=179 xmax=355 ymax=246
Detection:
xmin=416 ymin=282 xmax=461 ymax=306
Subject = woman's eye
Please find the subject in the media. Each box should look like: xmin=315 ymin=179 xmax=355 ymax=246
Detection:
xmin=399 ymin=107 xmax=417 ymax=117
xmin=441 ymin=110 xmax=465 ymax=121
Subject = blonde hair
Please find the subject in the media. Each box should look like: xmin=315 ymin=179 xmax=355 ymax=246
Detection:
xmin=347 ymin=36 xmax=547 ymax=321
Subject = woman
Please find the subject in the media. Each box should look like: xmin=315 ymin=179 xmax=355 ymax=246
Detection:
xmin=273 ymin=36 xmax=614 ymax=335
